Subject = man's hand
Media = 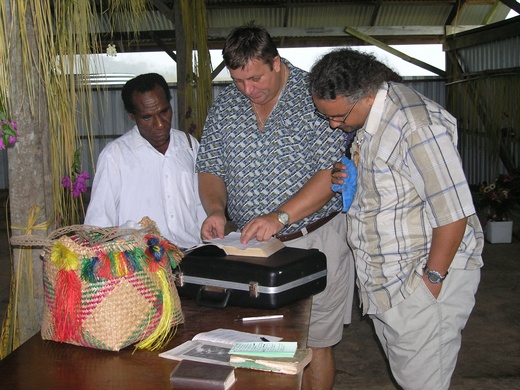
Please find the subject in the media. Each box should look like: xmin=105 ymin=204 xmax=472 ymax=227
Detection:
xmin=240 ymin=213 xmax=284 ymax=244
xmin=331 ymin=161 xmax=347 ymax=189
xmin=198 ymin=172 xmax=228 ymax=240
xmin=200 ymin=212 xmax=227 ymax=240
xmin=423 ymin=218 xmax=467 ymax=299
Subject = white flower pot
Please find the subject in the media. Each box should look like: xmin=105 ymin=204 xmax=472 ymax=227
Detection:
xmin=486 ymin=220 xmax=513 ymax=244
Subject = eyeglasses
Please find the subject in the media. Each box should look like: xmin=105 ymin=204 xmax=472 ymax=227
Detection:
xmin=315 ymin=101 xmax=358 ymax=123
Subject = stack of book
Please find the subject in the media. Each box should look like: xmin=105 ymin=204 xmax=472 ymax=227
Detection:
xmin=162 ymin=328 xmax=313 ymax=387
xmin=229 ymin=341 xmax=312 ymax=375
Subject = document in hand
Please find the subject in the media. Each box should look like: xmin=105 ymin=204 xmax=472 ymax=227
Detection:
xmin=229 ymin=341 xmax=297 ymax=358
xmin=230 ymin=348 xmax=312 ymax=375
xmin=186 ymin=232 xmax=285 ymax=257
xmin=170 ymin=360 xmax=236 ymax=390
xmin=159 ymin=328 xmax=282 ymax=366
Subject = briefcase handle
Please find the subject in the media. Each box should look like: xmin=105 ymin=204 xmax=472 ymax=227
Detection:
xmin=196 ymin=286 xmax=231 ymax=309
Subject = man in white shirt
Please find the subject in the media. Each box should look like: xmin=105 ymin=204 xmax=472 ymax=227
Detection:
xmin=85 ymin=73 xmax=205 ymax=248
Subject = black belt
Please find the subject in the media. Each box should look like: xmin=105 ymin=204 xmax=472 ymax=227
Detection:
xmin=276 ymin=212 xmax=339 ymax=242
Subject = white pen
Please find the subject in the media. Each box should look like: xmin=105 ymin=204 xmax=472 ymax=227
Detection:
xmin=239 ymin=314 xmax=284 ymax=322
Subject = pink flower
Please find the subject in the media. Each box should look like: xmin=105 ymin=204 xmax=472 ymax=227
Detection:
xmin=61 ymin=176 xmax=72 ymax=189
xmin=77 ymin=171 xmax=90 ymax=181
xmin=71 ymin=187 xmax=82 ymax=198
xmin=63 ymin=170 xmax=89 ymax=198
xmin=74 ymin=179 xmax=88 ymax=195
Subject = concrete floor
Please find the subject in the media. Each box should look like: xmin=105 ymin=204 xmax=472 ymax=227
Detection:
xmin=1 ymin=191 xmax=519 ymax=388
xmin=333 ymin=238 xmax=520 ymax=389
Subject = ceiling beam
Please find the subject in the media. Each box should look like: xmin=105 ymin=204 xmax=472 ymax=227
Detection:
xmin=444 ymin=0 xmax=466 ymax=25
xmin=369 ymin=0 xmax=383 ymax=26
xmin=344 ymin=26 xmax=446 ymax=77
xmin=207 ymin=26 xmax=475 ymax=39
xmin=443 ymin=15 xmax=520 ymax=50
xmin=499 ymin=0 xmax=520 ymax=14
xmin=152 ymin=0 xmax=175 ymax=22
xmin=95 ymin=23 xmax=489 ymax=54
xmin=483 ymin=1 xmax=504 ymax=24
xmin=147 ymin=31 xmax=177 ymax=62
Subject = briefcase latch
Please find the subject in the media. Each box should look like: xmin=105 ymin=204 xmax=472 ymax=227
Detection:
xmin=249 ymin=281 xmax=259 ymax=298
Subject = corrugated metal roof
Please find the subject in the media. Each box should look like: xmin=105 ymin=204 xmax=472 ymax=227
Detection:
xmin=93 ymin=1 xmax=516 ymax=52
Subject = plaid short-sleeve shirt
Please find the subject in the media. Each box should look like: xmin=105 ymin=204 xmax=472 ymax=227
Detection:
xmin=348 ymin=82 xmax=484 ymax=315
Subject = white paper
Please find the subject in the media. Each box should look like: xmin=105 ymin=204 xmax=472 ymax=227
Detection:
xmin=159 ymin=328 xmax=282 ymax=365
xmin=193 ymin=328 xmax=282 ymax=346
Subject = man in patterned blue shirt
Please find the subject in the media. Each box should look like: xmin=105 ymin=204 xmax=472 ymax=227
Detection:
xmin=196 ymin=23 xmax=355 ymax=390
xmin=311 ymin=48 xmax=484 ymax=390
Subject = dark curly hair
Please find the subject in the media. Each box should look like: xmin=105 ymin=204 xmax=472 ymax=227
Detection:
xmin=222 ymin=22 xmax=279 ymax=70
xmin=309 ymin=48 xmax=402 ymax=101
xmin=121 ymin=73 xmax=171 ymax=114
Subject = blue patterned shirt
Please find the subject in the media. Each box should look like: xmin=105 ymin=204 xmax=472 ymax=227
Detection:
xmin=196 ymin=60 xmax=344 ymax=233
xmin=348 ymin=82 xmax=484 ymax=315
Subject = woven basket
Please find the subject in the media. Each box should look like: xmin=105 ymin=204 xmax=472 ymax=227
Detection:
xmin=12 ymin=217 xmax=184 ymax=351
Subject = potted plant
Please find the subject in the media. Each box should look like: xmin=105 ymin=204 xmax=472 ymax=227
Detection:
xmin=473 ymin=170 xmax=520 ymax=243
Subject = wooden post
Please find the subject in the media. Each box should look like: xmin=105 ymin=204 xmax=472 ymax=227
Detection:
xmin=174 ymin=0 xmax=187 ymax=132
xmin=6 ymin=0 xmax=53 ymax=345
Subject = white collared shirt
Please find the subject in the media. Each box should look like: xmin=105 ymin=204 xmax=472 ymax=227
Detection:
xmin=85 ymin=126 xmax=206 ymax=248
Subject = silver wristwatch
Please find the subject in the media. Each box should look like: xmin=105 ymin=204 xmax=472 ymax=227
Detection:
xmin=276 ymin=210 xmax=290 ymax=227
xmin=424 ymin=266 xmax=447 ymax=284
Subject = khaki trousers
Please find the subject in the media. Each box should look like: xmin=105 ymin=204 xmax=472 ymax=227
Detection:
xmin=371 ymin=268 xmax=481 ymax=390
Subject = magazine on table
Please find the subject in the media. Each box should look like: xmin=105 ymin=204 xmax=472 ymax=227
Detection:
xmin=159 ymin=328 xmax=282 ymax=366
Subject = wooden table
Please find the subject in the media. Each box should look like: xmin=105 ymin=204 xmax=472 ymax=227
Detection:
xmin=0 ymin=297 xmax=311 ymax=389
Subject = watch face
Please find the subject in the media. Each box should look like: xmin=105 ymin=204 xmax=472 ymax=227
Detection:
xmin=428 ymin=273 xmax=439 ymax=283
xmin=426 ymin=269 xmax=443 ymax=284
xmin=277 ymin=211 xmax=289 ymax=225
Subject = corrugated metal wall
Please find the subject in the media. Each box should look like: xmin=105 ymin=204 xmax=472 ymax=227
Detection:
xmin=455 ymin=36 xmax=520 ymax=72
xmin=403 ymin=76 xmax=446 ymax=108
xmin=448 ymin=33 xmax=520 ymax=186
xmin=0 ymin=81 xmax=444 ymax=190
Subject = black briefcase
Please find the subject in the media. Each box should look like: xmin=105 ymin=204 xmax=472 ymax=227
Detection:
xmin=175 ymin=246 xmax=327 ymax=309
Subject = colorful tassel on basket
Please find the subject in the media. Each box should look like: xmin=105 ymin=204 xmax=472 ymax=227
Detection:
xmin=145 ymin=235 xmax=168 ymax=272
xmin=96 ymin=253 xmax=113 ymax=280
xmin=123 ymin=249 xmax=145 ymax=273
xmin=110 ymin=251 xmax=129 ymax=277
xmin=50 ymin=242 xmax=82 ymax=342
xmin=166 ymin=242 xmax=184 ymax=269
xmin=135 ymin=268 xmax=175 ymax=350
xmin=54 ymin=269 xmax=82 ymax=342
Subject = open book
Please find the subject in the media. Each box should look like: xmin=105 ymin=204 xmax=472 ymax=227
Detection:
xmin=185 ymin=232 xmax=285 ymax=258
xmin=159 ymin=328 xmax=282 ymax=366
